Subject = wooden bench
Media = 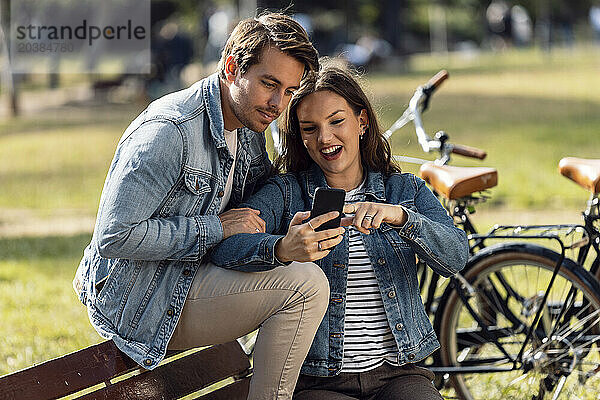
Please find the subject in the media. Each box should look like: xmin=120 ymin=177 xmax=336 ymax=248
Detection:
xmin=0 ymin=340 xmax=251 ymax=399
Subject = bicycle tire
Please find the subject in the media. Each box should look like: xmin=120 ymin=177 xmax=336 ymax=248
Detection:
xmin=434 ymin=242 xmax=600 ymax=400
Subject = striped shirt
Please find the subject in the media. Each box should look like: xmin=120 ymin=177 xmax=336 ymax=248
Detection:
xmin=342 ymin=184 xmax=399 ymax=373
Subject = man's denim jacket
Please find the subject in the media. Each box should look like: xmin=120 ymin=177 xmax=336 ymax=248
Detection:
xmin=211 ymin=163 xmax=468 ymax=377
xmin=73 ymin=73 xmax=272 ymax=369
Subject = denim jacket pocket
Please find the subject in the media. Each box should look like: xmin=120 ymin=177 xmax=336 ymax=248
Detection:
xmin=96 ymin=260 xmax=125 ymax=304
xmin=96 ymin=259 xmax=132 ymax=327
xmin=159 ymin=171 xmax=212 ymax=217
xmin=184 ymin=172 xmax=212 ymax=196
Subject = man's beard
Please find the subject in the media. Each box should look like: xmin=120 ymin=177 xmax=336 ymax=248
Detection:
xmin=230 ymin=97 xmax=280 ymax=133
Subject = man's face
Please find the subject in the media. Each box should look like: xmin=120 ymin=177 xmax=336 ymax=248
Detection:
xmin=224 ymin=46 xmax=305 ymax=132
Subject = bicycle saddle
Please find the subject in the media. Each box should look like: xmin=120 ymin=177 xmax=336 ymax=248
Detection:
xmin=559 ymin=157 xmax=600 ymax=194
xmin=419 ymin=163 xmax=498 ymax=200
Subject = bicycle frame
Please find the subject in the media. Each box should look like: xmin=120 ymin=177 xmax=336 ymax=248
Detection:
xmin=578 ymin=194 xmax=600 ymax=277
xmin=451 ymin=192 xmax=600 ymax=281
xmin=473 ymin=226 xmax=591 ymax=360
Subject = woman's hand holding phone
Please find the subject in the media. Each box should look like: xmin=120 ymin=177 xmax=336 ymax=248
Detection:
xmin=275 ymin=211 xmax=345 ymax=263
xmin=342 ymin=202 xmax=407 ymax=234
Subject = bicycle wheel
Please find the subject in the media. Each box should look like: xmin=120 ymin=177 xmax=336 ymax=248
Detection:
xmin=435 ymin=243 xmax=600 ymax=400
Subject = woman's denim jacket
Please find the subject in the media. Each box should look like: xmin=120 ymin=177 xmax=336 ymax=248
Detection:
xmin=72 ymin=73 xmax=272 ymax=369
xmin=211 ymin=163 xmax=468 ymax=377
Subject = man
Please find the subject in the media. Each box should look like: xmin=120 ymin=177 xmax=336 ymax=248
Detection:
xmin=73 ymin=13 xmax=328 ymax=399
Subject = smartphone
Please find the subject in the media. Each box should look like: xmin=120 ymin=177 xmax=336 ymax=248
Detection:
xmin=310 ymin=187 xmax=346 ymax=231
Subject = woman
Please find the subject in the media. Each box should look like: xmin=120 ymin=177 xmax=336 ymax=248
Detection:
xmin=211 ymin=62 xmax=468 ymax=399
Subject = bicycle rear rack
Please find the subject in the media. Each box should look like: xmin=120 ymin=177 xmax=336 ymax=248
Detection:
xmin=469 ymin=224 xmax=590 ymax=254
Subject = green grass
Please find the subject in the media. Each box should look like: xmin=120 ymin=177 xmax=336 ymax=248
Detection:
xmin=0 ymin=103 xmax=140 ymax=215
xmin=0 ymin=234 xmax=100 ymax=376
xmin=0 ymin=128 xmax=118 ymax=212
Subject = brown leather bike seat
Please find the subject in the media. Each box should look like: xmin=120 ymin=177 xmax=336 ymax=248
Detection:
xmin=559 ymin=157 xmax=600 ymax=194
xmin=419 ymin=163 xmax=498 ymax=200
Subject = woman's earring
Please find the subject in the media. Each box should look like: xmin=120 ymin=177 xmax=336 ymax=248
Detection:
xmin=360 ymin=124 xmax=368 ymax=139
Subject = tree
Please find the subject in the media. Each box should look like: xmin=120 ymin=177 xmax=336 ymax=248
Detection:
xmin=0 ymin=0 xmax=18 ymax=116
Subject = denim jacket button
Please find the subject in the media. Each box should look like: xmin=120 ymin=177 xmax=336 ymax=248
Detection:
xmin=144 ymin=358 xmax=153 ymax=366
xmin=378 ymin=258 xmax=385 ymax=265
xmin=388 ymin=290 xmax=396 ymax=298
xmin=166 ymin=308 xmax=174 ymax=317
xmin=218 ymin=190 xmax=224 ymax=197
xmin=408 ymin=353 xmax=415 ymax=360
xmin=395 ymin=323 xmax=404 ymax=331
xmin=182 ymin=269 xmax=191 ymax=276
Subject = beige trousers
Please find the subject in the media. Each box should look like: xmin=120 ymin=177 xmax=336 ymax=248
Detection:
xmin=168 ymin=261 xmax=330 ymax=400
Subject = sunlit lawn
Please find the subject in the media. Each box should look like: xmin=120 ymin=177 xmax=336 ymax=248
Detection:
xmin=1 ymin=45 xmax=599 ymax=398
xmin=0 ymin=234 xmax=99 ymax=375
xmin=0 ymin=102 xmax=139 ymax=214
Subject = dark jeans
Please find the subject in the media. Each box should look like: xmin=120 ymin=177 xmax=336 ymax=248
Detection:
xmin=293 ymin=363 xmax=443 ymax=400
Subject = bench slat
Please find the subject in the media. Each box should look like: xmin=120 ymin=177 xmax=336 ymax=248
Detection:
xmin=0 ymin=341 xmax=249 ymax=400
xmin=0 ymin=341 xmax=138 ymax=400
xmin=198 ymin=377 xmax=251 ymax=400
xmin=78 ymin=342 xmax=250 ymax=400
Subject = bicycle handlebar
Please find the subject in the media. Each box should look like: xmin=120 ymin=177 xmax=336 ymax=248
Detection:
xmin=386 ymin=69 xmax=490 ymax=165
xmin=420 ymin=70 xmax=448 ymax=113
xmin=423 ymin=69 xmax=449 ymax=94
xmin=451 ymin=143 xmax=487 ymax=160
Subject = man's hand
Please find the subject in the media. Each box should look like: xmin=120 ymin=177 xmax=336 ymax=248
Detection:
xmin=218 ymin=208 xmax=266 ymax=239
xmin=275 ymin=211 xmax=345 ymax=263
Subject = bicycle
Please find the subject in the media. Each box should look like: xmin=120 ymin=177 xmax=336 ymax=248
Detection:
xmin=387 ymin=70 xmax=600 ymax=399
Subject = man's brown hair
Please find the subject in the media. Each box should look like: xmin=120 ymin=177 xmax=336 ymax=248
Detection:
xmin=218 ymin=12 xmax=319 ymax=78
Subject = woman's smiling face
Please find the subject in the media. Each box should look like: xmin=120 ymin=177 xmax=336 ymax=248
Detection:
xmin=297 ymin=90 xmax=368 ymax=189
